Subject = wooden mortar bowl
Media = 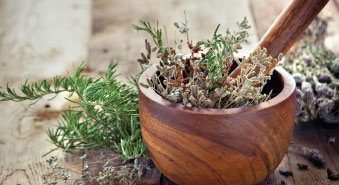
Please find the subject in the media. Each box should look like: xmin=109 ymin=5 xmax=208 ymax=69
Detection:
xmin=138 ymin=65 xmax=296 ymax=185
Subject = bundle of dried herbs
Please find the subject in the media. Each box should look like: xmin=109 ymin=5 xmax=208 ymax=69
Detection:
xmin=133 ymin=17 xmax=282 ymax=109
xmin=284 ymin=17 xmax=339 ymax=124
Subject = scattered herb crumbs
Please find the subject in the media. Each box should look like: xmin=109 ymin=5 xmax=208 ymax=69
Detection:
xmin=279 ymin=169 xmax=293 ymax=177
xmin=328 ymin=136 xmax=335 ymax=144
xmin=297 ymin=163 xmax=308 ymax=170
xmin=327 ymin=168 xmax=339 ymax=181
xmin=292 ymin=145 xmax=327 ymax=167
xmin=305 ymin=149 xmax=326 ymax=167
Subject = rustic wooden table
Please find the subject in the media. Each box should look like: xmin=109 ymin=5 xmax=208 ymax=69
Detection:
xmin=0 ymin=0 xmax=338 ymax=184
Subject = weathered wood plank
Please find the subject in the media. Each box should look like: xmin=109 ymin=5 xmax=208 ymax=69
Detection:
xmin=0 ymin=0 xmax=91 ymax=184
xmin=287 ymin=122 xmax=339 ymax=185
xmin=260 ymin=154 xmax=296 ymax=185
xmin=315 ymin=123 xmax=339 ymax=172
xmin=260 ymin=174 xmax=277 ymax=185
xmin=140 ymin=163 xmax=162 ymax=185
xmin=161 ymin=175 xmax=177 ymax=185
xmin=160 ymin=156 xmax=296 ymax=185
xmin=84 ymin=149 xmax=122 ymax=185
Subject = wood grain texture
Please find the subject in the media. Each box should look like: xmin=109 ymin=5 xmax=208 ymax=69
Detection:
xmin=0 ymin=0 xmax=91 ymax=184
xmin=287 ymin=121 xmax=339 ymax=185
xmin=230 ymin=0 xmax=329 ymax=78
xmin=138 ymin=66 xmax=296 ymax=185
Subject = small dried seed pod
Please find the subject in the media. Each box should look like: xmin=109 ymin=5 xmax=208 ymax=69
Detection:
xmin=156 ymin=65 xmax=163 ymax=71
xmin=145 ymin=39 xmax=151 ymax=59
xmin=189 ymin=95 xmax=197 ymax=105
xmin=147 ymin=78 xmax=153 ymax=87
xmin=140 ymin=53 xmax=149 ymax=64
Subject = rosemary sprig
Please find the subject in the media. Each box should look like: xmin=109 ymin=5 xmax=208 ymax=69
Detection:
xmin=132 ymin=20 xmax=163 ymax=48
xmin=0 ymin=60 xmax=146 ymax=160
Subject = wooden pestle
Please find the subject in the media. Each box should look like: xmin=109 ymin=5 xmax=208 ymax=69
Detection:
xmin=229 ymin=0 xmax=329 ymax=78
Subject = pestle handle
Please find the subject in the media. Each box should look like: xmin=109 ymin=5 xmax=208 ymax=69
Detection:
xmin=229 ymin=0 xmax=329 ymax=78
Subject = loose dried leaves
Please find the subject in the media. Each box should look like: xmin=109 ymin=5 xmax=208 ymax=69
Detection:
xmin=327 ymin=168 xmax=339 ymax=181
xmin=279 ymin=169 xmax=293 ymax=177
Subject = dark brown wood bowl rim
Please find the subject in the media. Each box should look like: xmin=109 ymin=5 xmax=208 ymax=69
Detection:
xmin=138 ymin=65 xmax=296 ymax=115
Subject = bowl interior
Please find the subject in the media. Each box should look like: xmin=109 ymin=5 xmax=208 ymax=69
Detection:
xmin=138 ymin=63 xmax=295 ymax=115
xmin=262 ymin=70 xmax=283 ymax=98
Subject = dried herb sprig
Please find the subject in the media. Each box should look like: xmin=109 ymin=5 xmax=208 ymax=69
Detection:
xmin=42 ymin=151 xmax=153 ymax=185
xmin=279 ymin=169 xmax=293 ymax=177
xmin=327 ymin=168 xmax=339 ymax=181
xmin=0 ymin=61 xmax=146 ymax=160
xmin=290 ymin=144 xmax=326 ymax=167
xmin=297 ymin=163 xmax=308 ymax=170
xmin=132 ymin=20 xmax=163 ymax=48
xmin=134 ymin=17 xmax=282 ymax=109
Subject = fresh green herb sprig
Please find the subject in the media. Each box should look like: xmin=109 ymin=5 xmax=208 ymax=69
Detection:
xmin=0 ymin=60 xmax=146 ymax=160
xmin=196 ymin=17 xmax=251 ymax=90
xmin=133 ymin=20 xmax=172 ymax=66
xmin=132 ymin=20 xmax=163 ymax=48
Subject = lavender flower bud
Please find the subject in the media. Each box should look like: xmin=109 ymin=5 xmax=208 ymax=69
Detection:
xmin=317 ymin=98 xmax=339 ymax=124
xmin=301 ymin=82 xmax=315 ymax=104
xmin=305 ymin=76 xmax=315 ymax=90
xmin=316 ymin=98 xmax=332 ymax=117
xmin=315 ymin=83 xmax=335 ymax=99
xmin=306 ymin=149 xmax=326 ymax=167
xmin=293 ymin=73 xmax=303 ymax=86
xmin=295 ymin=89 xmax=303 ymax=113
xmin=296 ymin=88 xmax=303 ymax=99
xmin=305 ymin=58 xmax=312 ymax=66
xmin=317 ymin=73 xmax=332 ymax=84
xmin=298 ymin=111 xmax=309 ymax=121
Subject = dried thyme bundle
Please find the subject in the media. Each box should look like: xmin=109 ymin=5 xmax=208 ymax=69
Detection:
xmin=284 ymin=17 xmax=339 ymax=124
xmin=134 ymin=17 xmax=282 ymax=109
